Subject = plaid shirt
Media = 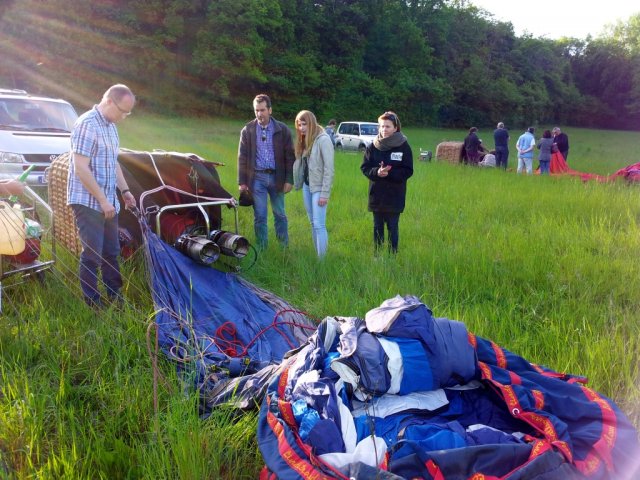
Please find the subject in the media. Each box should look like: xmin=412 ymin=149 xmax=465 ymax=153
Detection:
xmin=255 ymin=119 xmax=275 ymax=170
xmin=67 ymin=106 xmax=120 ymax=213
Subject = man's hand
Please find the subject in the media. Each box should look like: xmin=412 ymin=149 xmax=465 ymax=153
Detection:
xmin=122 ymin=191 xmax=136 ymax=209
xmin=283 ymin=182 xmax=293 ymax=193
xmin=0 ymin=180 xmax=25 ymax=196
xmin=318 ymin=197 xmax=328 ymax=207
xmin=74 ymin=153 xmax=112 ymax=213
xmin=239 ymin=184 xmax=249 ymax=192
xmin=100 ymin=200 xmax=116 ymax=219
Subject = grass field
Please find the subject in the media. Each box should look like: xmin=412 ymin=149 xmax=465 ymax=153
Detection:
xmin=1 ymin=114 xmax=639 ymax=478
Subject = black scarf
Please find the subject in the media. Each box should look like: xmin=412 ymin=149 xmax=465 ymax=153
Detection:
xmin=373 ymin=131 xmax=407 ymax=151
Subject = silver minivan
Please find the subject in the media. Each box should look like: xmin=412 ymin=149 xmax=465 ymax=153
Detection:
xmin=335 ymin=121 xmax=378 ymax=152
xmin=0 ymin=89 xmax=78 ymax=188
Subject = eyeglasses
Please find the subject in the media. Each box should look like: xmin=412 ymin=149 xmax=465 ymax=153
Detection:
xmin=112 ymin=98 xmax=132 ymax=117
xmin=261 ymin=127 xmax=267 ymax=142
xmin=384 ymin=112 xmax=397 ymax=124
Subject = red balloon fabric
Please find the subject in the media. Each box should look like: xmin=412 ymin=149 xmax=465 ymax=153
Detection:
xmin=537 ymin=152 xmax=639 ymax=183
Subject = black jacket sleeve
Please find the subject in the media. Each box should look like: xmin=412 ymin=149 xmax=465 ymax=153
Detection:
xmin=238 ymin=125 xmax=250 ymax=186
xmin=360 ymin=144 xmax=380 ymax=180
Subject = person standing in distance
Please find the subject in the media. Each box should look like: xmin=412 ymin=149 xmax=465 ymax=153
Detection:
xmin=537 ymin=129 xmax=554 ymax=175
xmin=360 ymin=111 xmax=413 ymax=254
xmin=552 ymin=127 xmax=569 ymax=163
xmin=493 ymin=122 xmax=510 ymax=169
xmin=237 ymin=94 xmax=295 ymax=249
xmin=293 ymin=110 xmax=335 ymax=258
xmin=516 ymin=127 xmax=536 ymax=174
xmin=67 ymin=84 xmax=136 ymax=308
xmin=325 ymin=119 xmax=337 ymax=146
xmin=463 ymin=127 xmax=481 ymax=165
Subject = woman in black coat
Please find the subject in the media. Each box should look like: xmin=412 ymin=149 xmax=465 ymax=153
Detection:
xmin=360 ymin=111 xmax=413 ymax=253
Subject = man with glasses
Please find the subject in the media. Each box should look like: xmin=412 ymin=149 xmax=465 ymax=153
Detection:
xmin=237 ymin=94 xmax=295 ymax=249
xmin=67 ymin=84 xmax=136 ymax=308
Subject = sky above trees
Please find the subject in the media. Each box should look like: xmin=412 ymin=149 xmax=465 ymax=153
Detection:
xmin=470 ymin=0 xmax=639 ymax=40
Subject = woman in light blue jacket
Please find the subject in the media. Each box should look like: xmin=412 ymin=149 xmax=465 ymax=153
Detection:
xmin=294 ymin=110 xmax=335 ymax=257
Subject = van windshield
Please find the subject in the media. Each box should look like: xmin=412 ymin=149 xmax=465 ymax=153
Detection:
xmin=360 ymin=124 xmax=378 ymax=136
xmin=0 ymin=98 xmax=78 ymax=132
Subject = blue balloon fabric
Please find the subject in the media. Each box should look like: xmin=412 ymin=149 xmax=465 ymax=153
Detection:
xmin=258 ymin=298 xmax=640 ymax=480
xmin=140 ymin=221 xmax=314 ymax=397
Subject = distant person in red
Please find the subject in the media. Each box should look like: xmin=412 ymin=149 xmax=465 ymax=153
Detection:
xmin=552 ymin=127 xmax=569 ymax=162
xmin=463 ymin=127 xmax=481 ymax=165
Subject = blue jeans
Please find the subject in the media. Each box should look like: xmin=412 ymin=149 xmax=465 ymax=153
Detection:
xmin=252 ymin=171 xmax=288 ymax=248
xmin=72 ymin=204 xmax=122 ymax=305
xmin=302 ymin=183 xmax=328 ymax=257
xmin=495 ymin=146 xmax=509 ymax=169
xmin=539 ymin=160 xmax=550 ymax=175
xmin=373 ymin=212 xmax=400 ymax=253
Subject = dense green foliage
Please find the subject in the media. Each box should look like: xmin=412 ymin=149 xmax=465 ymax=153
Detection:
xmin=1 ymin=115 xmax=639 ymax=478
xmin=1 ymin=0 xmax=639 ymax=129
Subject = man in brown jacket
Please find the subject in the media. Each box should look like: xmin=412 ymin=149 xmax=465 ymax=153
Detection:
xmin=237 ymin=94 xmax=294 ymax=249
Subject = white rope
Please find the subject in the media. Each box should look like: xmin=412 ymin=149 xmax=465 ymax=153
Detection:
xmin=145 ymin=151 xmax=166 ymax=186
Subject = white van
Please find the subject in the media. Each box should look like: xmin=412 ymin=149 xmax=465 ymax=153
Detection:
xmin=334 ymin=121 xmax=378 ymax=152
xmin=0 ymin=89 xmax=78 ymax=188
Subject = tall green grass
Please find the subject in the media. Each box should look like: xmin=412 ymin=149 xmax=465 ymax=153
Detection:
xmin=1 ymin=114 xmax=639 ymax=478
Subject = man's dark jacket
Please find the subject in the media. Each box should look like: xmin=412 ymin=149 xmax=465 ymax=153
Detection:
xmin=237 ymin=118 xmax=295 ymax=192
xmin=554 ymin=132 xmax=569 ymax=157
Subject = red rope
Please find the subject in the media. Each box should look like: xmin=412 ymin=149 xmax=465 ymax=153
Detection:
xmin=213 ymin=309 xmax=317 ymax=358
xmin=214 ymin=322 xmax=245 ymax=357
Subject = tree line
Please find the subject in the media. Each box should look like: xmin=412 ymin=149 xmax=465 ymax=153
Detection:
xmin=1 ymin=0 xmax=639 ymax=130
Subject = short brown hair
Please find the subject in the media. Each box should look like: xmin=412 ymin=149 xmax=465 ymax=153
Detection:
xmin=253 ymin=94 xmax=271 ymax=108
xmin=378 ymin=111 xmax=401 ymax=131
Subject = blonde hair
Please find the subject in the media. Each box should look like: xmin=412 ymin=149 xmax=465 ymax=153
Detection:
xmin=294 ymin=110 xmax=324 ymax=158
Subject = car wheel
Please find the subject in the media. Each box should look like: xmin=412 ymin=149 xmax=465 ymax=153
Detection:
xmin=358 ymin=144 xmax=366 ymax=153
xmin=335 ymin=143 xmax=344 ymax=151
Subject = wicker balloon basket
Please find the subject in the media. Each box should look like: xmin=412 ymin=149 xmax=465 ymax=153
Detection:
xmin=436 ymin=141 xmax=464 ymax=163
xmin=48 ymin=152 xmax=82 ymax=256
